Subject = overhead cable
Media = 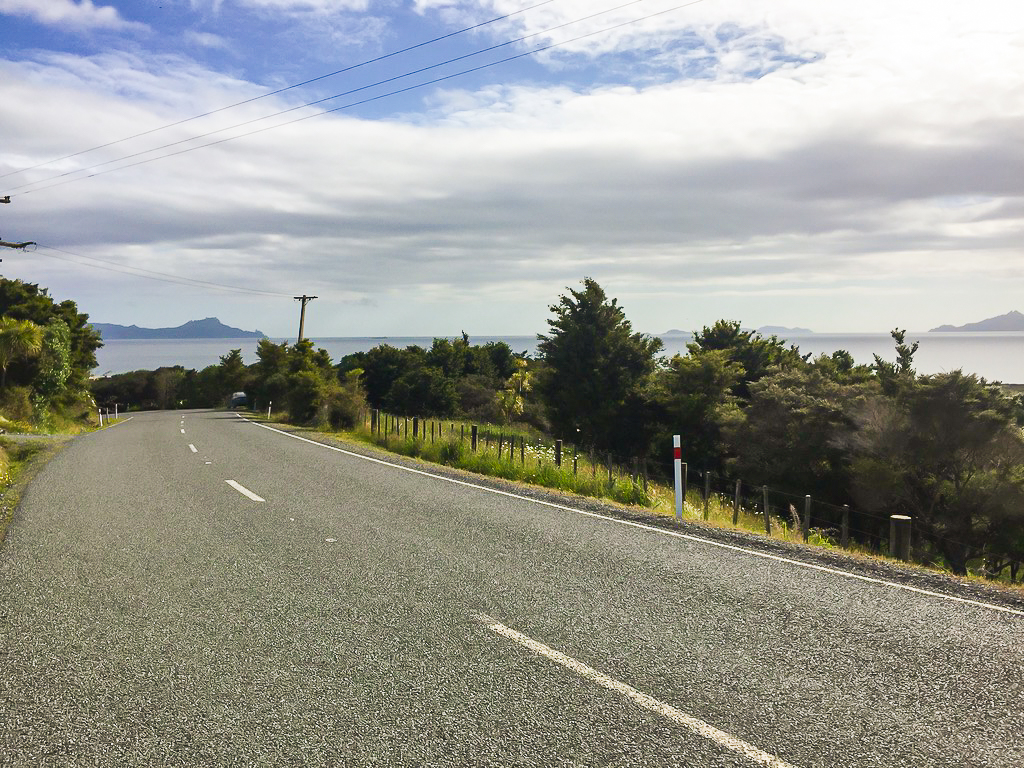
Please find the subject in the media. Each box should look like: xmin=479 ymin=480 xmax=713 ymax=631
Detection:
xmin=33 ymin=244 xmax=296 ymax=297
xmin=0 ymin=0 xmax=558 ymax=182
xmin=7 ymin=0 xmax=705 ymax=198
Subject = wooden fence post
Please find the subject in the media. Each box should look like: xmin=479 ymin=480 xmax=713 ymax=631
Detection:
xmin=762 ymin=485 xmax=771 ymax=535
xmin=555 ymin=440 xmax=562 ymax=468
xmin=498 ymin=433 xmax=504 ymax=460
xmin=471 ymin=425 xmax=478 ymax=451
xmin=642 ymin=458 xmax=648 ymax=495
xmin=703 ymin=471 xmax=711 ymax=521
xmin=803 ymin=495 xmax=812 ymax=542
xmin=733 ymin=479 xmax=741 ymax=526
xmin=890 ymin=515 xmax=911 ymax=561
xmin=520 ymin=437 xmax=525 ymax=465
xmin=841 ymin=505 xmax=850 ymax=549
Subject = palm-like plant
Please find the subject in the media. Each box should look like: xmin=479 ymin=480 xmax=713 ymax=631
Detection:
xmin=0 ymin=317 xmax=43 ymax=388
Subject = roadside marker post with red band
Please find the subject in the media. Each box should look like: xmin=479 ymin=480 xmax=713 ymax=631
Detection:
xmin=673 ymin=435 xmax=683 ymax=522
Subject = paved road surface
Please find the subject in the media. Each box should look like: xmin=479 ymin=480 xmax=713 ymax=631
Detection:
xmin=1 ymin=410 xmax=1022 ymax=766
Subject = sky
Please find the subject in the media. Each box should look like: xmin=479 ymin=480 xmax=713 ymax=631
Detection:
xmin=0 ymin=0 xmax=1022 ymax=338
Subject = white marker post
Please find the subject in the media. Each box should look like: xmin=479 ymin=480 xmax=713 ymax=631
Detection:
xmin=673 ymin=435 xmax=683 ymax=523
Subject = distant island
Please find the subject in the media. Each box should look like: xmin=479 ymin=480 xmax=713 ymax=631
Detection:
xmin=659 ymin=326 xmax=814 ymax=336
xmin=756 ymin=325 xmax=814 ymax=336
xmin=930 ymin=311 xmax=1024 ymax=332
xmin=91 ymin=317 xmax=266 ymax=340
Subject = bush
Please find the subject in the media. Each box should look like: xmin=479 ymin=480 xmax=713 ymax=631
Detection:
xmin=0 ymin=386 xmax=34 ymax=422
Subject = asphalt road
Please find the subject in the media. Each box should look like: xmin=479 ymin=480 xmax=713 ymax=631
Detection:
xmin=1 ymin=409 xmax=1021 ymax=767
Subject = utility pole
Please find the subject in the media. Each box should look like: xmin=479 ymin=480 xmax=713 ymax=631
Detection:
xmin=294 ymin=295 xmax=317 ymax=343
xmin=0 ymin=196 xmax=35 ymax=261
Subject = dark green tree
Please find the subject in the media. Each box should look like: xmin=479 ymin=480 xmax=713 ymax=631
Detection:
xmin=724 ymin=367 xmax=875 ymax=504
xmin=688 ymin=320 xmax=807 ymax=399
xmin=386 ymin=366 xmax=458 ymax=417
xmin=846 ymin=370 xmax=1024 ymax=574
xmin=0 ymin=279 xmax=101 ymax=393
xmin=536 ymin=278 xmax=663 ymax=453
xmin=654 ymin=348 xmax=742 ymax=472
xmin=219 ymin=349 xmax=247 ymax=395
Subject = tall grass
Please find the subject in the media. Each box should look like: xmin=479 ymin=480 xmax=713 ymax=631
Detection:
xmin=353 ymin=415 xmax=652 ymax=507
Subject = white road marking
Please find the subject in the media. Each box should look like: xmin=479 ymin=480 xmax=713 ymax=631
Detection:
xmin=180 ymin=428 xmax=185 ymax=434
xmin=481 ymin=616 xmax=798 ymax=768
xmin=239 ymin=417 xmax=1024 ymax=619
xmin=225 ymin=480 xmax=265 ymax=502
xmin=188 ymin=444 xmax=197 ymax=453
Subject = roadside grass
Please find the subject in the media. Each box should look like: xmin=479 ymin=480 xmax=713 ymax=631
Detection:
xmin=354 ymin=424 xmax=652 ymax=507
xmin=0 ymin=437 xmax=65 ymax=547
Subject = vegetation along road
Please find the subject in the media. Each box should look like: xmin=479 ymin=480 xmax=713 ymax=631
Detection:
xmin=1 ymin=410 xmax=1021 ymax=767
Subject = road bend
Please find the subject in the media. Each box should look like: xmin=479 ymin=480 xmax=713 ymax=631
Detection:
xmin=1 ymin=409 xmax=1021 ymax=767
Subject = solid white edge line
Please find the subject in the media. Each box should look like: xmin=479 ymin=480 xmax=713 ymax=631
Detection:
xmin=189 ymin=444 xmax=198 ymax=453
xmin=95 ymin=416 xmax=134 ymax=430
xmin=238 ymin=416 xmax=1024 ymax=619
xmin=225 ymin=479 xmax=265 ymax=502
xmin=480 ymin=616 xmax=798 ymax=768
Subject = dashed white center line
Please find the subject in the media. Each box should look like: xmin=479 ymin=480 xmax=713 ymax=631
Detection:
xmin=225 ymin=480 xmax=265 ymax=502
xmin=180 ymin=428 xmax=185 ymax=434
xmin=188 ymin=444 xmax=197 ymax=453
xmin=480 ymin=616 xmax=799 ymax=768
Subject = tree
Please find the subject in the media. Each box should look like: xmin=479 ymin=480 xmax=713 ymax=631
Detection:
xmin=872 ymin=328 xmax=918 ymax=397
xmin=33 ymin=319 xmax=72 ymax=422
xmin=536 ymin=278 xmax=663 ymax=453
xmin=0 ymin=279 xmax=101 ymax=393
xmin=688 ymin=320 xmax=807 ymax=399
xmin=846 ymin=370 xmax=1024 ymax=574
xmin=219 ymin=349 xmax=247 ymax=395
xmin=496 ymin=358 xmax=532 ymax=425
xmin=355 ymin=344 xmax=422 ymax=408
xmin=386 ymin=366 xmax=458 ymax=417
xmin=724 ymin=366 xmax=875 ymax=504
xmin=654 ymin=348 xmax=742 ymax=472
xmin=0 ymin=317 xmax=43 ymax=389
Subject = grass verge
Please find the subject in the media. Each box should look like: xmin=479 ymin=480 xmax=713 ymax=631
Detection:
xmin=0 ymin=437 xmax=67 ymax=548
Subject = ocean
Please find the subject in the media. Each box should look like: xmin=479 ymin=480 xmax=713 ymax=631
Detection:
xmin=91 ymin=332 xmax=1024 ymax=384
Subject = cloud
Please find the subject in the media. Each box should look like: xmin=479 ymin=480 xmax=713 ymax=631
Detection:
xmin=184 ymin=30 xmax=233 ymax=51
xmin=231 ymin=0 xmax=371 ymax=12
xmin=2 ymin=0 xmax=1024 ymax=335
xmin=0 ymin=0 xmax=148 ymax=31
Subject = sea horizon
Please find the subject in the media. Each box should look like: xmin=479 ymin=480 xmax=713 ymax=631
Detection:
xmin=91 ymin=331 xmax=1024 ymax=384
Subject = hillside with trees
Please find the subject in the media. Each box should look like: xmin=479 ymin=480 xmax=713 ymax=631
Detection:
xmin=0 ymin=278 xmax=102 ymax=430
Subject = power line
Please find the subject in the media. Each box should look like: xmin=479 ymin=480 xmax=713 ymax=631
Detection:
xmin=6 ymin=0 xmax=705 ymax=198
xmin=0 ymin=0 xmax=557 ymax=183
xmin=31 ymin=244 xmax=295 ymax=297
xmin=5 ymin=0 xmax=649 ymax=196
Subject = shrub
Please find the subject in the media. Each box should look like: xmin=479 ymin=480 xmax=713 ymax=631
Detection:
xmin=0 ymin=386 xmax=34 ymax=422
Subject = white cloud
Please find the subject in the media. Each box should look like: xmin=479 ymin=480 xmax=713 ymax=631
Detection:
xmin=2 ymin=0 xmax=1024 ymax=335
xmin=184 ymin=30 xmax=233 ymax=51
xmin=0 ymin=0 xmax=147 ymax=31
xmin=232 ymin=0 xmax=371 ymax=12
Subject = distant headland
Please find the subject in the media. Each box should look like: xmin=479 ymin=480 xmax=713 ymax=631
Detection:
xmin=930 ymin=311 xmax=1024 ymax=332
xmin=90 ymin=317 xmax=266 ymax=340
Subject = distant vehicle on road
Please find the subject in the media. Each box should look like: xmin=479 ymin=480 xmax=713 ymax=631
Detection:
xmin=229 ymin=391 xmax=247 ymax=409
